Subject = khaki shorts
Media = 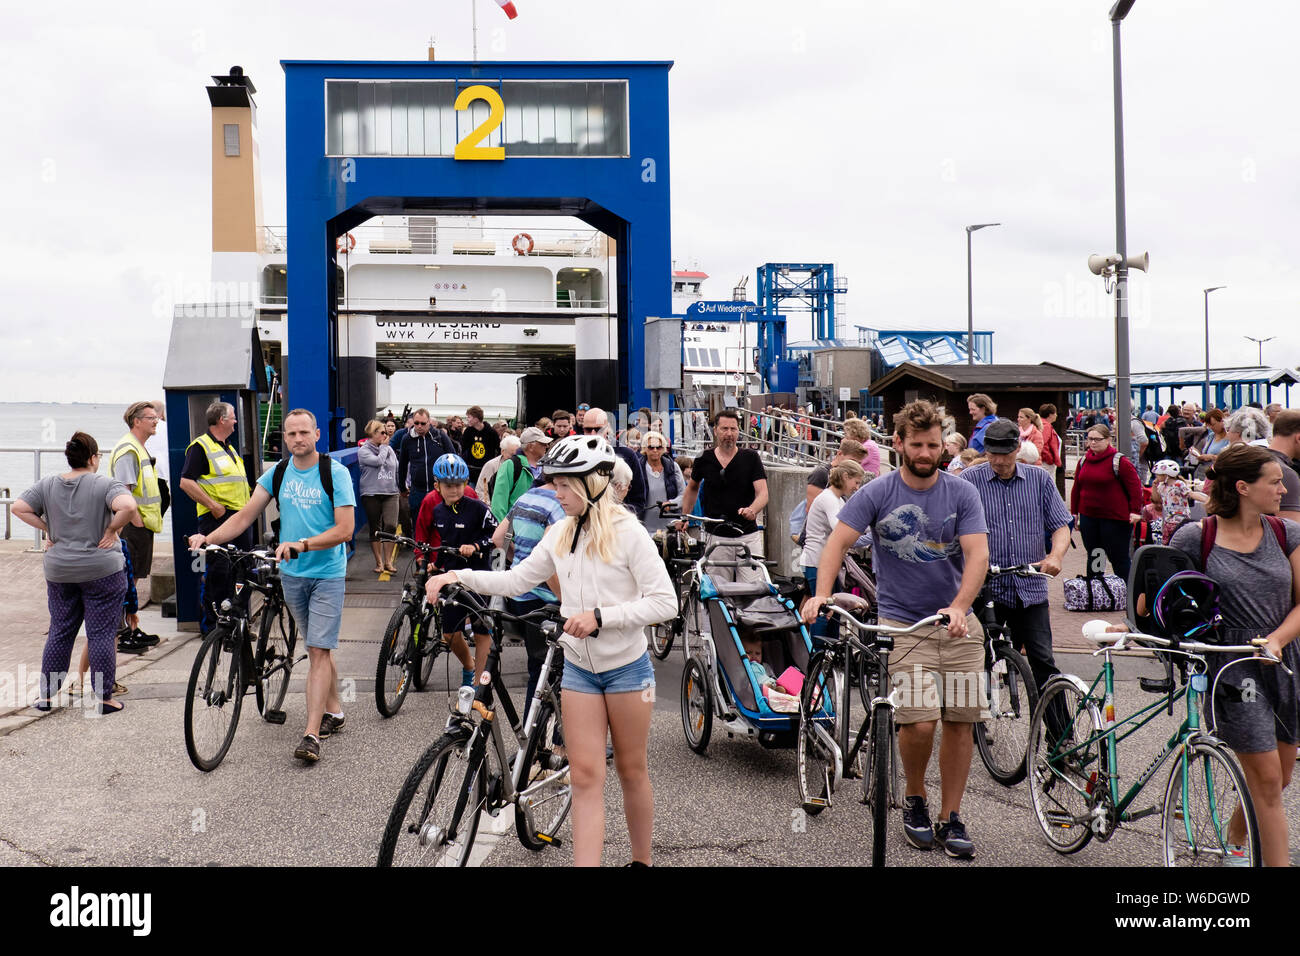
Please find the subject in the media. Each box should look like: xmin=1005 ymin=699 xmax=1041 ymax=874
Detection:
xmin=881 ymin=614 xmax=987 ymax=724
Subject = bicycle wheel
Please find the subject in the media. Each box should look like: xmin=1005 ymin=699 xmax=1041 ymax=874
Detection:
xmin=647 ymin=621 xmax=675 ymax=660
xmin=516 ymin=701 xmax=572 ymax=850
xmin=681 ymin=655 xmax=713 ymax=754
xmin=797 ymin=652 xmax=838 ymax=813
xmin=254 ymin=598 xmax=297 ymax=717
xmin=1162 ymin=739 xmax=1260 ymax=867
xmin=377 ymin=730 xmax=481 ymax=867
xmin=975 ymin=644 xmax=1038 ymax=786
xmin=413 ymin=604 xmax=440 ymax=691
xmin=866 ymin=704 xmax=894 ymax=868
xmin=184 ymin=628 xmax=245 ymax=772
xmin=375 ymin=604 xmax=417 ymax=717
xmin=1027 ymin=676 xmax=1104 ymax=854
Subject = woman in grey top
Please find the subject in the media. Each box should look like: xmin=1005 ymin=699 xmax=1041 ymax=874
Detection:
xmin=12 ymin=432 xmax=140 ymax=713
xmin=358 ymin=420 xmax=400 ymax=573
xmin=1169 ymin=444 xmax=1300 ymax=867
xmin=638 ymin=430 xmax=683 ymax=531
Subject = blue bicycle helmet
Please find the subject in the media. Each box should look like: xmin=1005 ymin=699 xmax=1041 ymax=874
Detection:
xmin=432 ymin=453 xmax=470 ymax=482
xmin=1153 ymin=571 xmax=1223 ymax=643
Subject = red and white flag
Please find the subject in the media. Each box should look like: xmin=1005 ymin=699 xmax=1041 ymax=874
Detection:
xmin=496 ymin=0 xmax=518 ymax=18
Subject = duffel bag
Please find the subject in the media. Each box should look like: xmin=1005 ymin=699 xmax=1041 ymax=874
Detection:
xmin=1063 ymin=572 xmax=1126 ymax=612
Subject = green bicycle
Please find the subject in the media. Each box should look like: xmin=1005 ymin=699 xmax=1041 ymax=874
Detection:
xmin=1028 ymin=622 xmax=1280 ymax=866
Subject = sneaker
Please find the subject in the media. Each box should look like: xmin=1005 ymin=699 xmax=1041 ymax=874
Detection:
xmin=129 ymin=627 xmax=161 ymax=647
xmin=902 ymin=796 xmax=935 ymax=850
xmin=319 ymin=713 xmax=345 ymax=738
xmin=1222 ymin=844 xmax=1250 ymax=867
xmin=294 ymin=735 xmax=321 ymax=762
xmin=934 ymin=812 xmax=975 ymax=859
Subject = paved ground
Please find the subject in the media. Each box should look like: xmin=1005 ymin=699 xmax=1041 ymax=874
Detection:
xmin=3 ymin=530 xmax=1297 ymax=868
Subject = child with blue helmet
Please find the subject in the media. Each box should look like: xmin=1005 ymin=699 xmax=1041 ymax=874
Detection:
xmin=429 ymin=454 xmax=498 ymax=685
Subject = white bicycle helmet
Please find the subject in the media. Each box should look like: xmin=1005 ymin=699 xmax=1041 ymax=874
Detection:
xmin=1152 ymin=459 xmax=1182 ymax=478
xmin=540 ymin=434 xmax=616 ymax=478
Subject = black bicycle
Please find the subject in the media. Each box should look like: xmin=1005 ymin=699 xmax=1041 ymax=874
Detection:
xmin=184 ymin=542 xmax=303 ymax=771
xmin=377 ymin=586 xmax=572 ymax=866
xmin=801 ymin=595 xmax=949 ymax=867
xmin=645 ymin=503 xmax=704 ymax=660
xmin=373 ymin=533 xmax=467 ymax=717
xmin=972 ymin=564 xmax=1047 ymax=786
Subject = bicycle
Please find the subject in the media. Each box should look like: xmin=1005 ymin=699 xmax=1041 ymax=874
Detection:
xmin=377 ymin=586 xmax=572 ymax=866
xmin=799 ymin=594 xmax=950 ymax=867
xmin=184 ymin=543 xmax=303 ymax=772
xmin=1027 ymin=622 xmax=1282 ymax=866
xmin=644 ymin=502 xmax=704 ymax=660
xmin=971 ymin=564 xmax=1047 ymax=786
xmin=373 ymin=532 xmax=468 ymax=717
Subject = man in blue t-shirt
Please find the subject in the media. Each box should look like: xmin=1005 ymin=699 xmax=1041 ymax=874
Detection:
xmin=803 ymin=399 xmax=989 ymax=860
xmin=189 ymin=408 xmax=356 ymax=765
xmin=493 ymin=475 xmax=566 ymax=703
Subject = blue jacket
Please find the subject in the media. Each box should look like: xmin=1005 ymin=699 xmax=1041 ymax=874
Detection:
xmin=969 ymin=415 xmax=998 ymax=454
xmin=398 ymin=429 xmax=458 ymax=495
xmin=430 ymin=497 xmax=497 ymax=572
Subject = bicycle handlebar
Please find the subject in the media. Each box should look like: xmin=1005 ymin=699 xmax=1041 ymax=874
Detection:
xmin=190 ymin=542 xmax=288 ymax=564
xmin=988 ymin=563 xmax=1051 ymax=577
xmin=436 ymin=583 xmax=572 ymax=638
xmin=1081 ymin=622 xmax=1290 ymax=672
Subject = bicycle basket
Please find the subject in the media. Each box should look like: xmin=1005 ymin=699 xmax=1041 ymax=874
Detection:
xmin=1153 ymin=571 xmax=1223 ymax=644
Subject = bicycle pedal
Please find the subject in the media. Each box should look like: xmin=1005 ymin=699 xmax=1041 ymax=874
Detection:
xmin=805 ymin=798 xmax=828 ymax=809
xmin=534 ymin=833 xmax=562 ymax=846
xmin=263 ymin=709 xmax=287 ymax=724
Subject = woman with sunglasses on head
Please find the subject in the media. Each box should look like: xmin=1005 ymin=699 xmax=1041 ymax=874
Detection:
xmin=1168 ymin=444 xmax=1300 ymax=866
xmin=638 ymin=430 xmax=684 ymax=532
xmin=426 ymin=435 xmax=676 ymax=866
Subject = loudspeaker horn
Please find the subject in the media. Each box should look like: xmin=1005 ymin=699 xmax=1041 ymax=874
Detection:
xmin=1126 ymin=251 xmax=1149 ymax=273
xmin=1087 ymin=254 xmax=1115 ymax=276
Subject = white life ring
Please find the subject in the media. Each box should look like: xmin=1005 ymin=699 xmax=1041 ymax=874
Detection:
xmin=336 ymin=232 xmax=356 ymax=253
xmin=512 ymin=232 xmax=534 ymax=255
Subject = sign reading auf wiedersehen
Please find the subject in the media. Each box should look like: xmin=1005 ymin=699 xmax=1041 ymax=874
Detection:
xmin=686 ymin=301 xmax=756 ymax=320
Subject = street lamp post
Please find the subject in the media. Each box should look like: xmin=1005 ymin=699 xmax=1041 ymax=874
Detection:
xmin=966 ymin=222 xmax=1000 ymax=365
xmin=1244 ymin=334 xmax=1275 ymax=367
xmin=1110 ymin=0 xmax=1137 ymax=459
xmin=1203 ymin=285 xmax=1225 ymax=408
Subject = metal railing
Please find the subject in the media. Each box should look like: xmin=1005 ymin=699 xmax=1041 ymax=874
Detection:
xmin=668 ymin=407 xmax=895 ymax=472
xmin=265 ymin=224 xmax=611 ymax=260
xmin=0 ymin=447 xmax=64 ymax=549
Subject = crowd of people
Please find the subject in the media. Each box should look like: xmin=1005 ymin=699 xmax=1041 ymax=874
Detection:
xmin=16 ymin=387 xmax=1300 ymax=867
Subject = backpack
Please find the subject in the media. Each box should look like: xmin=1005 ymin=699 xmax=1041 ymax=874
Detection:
xmin=1141 ymin=423 xmax=1165 ymax=465
xmin=270 ymin=456 xmax=336 ymax=539
xmin=1198 ymin=515 xmax=1286 ymax=569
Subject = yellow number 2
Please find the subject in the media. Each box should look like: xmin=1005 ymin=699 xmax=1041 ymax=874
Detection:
xmin=454 ymin=85 xmax=505 ymax=161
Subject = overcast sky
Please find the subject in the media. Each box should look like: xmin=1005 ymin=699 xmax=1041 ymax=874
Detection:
xmin=4 ymin=0 xmax=1297 ymax=406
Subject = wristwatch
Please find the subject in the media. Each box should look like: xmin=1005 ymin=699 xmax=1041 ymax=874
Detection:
xmin=300 ymin=538 xmax=310 ymax=552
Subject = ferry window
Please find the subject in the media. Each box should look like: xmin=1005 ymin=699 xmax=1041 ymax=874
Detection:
xmin=709 ymin=349 xmax=722 ymax=368
xmin=327 ymin=79 xmax=629 ymax=158
xmin=686 ymin=348 xmax=700 ymax=367
xmin=223 ymin=124 xmax=240 ymax=157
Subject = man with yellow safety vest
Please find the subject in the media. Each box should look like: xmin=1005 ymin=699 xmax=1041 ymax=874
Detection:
xmin=180 ymin=401 xmax=253 ymax=633
xmin=109 ymin=401 xmax=166 ymax=651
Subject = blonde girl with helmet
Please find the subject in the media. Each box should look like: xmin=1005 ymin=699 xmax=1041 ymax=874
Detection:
xmin=1150 ymin=459 xmax=1206 ymax=544
xmin=425 ymin=434 xmax=675 ymax=867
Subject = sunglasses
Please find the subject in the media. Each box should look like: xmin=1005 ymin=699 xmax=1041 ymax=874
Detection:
xmin=583 ymin=426 xmax=602 ymax=434
xmin=577 ymin=404 xmax=590 ymax=411
xmin=646 ymin=444 xmax=665 ymax=450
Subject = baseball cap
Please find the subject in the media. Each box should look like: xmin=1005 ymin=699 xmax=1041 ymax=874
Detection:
xmin=519 ymin=426 xmax=553 ymax=445
xmin=982 ymin=419 xmax=1021 ymax=454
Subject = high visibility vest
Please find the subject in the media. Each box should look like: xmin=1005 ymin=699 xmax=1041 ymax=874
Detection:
xmin=109 ymin=432 xmax=163 ymax=533
xmin=186 ymin=432 xmax=251 ymax=516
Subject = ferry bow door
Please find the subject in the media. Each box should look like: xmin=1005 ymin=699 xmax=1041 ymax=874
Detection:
xmin=284 ymin=63 xmax=672 ymax=448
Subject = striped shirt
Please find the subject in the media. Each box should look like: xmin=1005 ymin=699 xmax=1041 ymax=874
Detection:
xmin=960 ymin=462 xmax=1070 ymax=606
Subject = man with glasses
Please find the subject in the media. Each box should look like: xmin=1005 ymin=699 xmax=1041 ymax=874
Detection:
xmin=397 ymin=407 xmax=457 ymax=523
xmin=180 ymin=402 xmax=253 ymax=633
xmin=110 ymin=401 xmax=165 ymax=650
xmin=582 ymin=406 xmax=649 ymax=516
xmin=575 ymin=403 xmax=590 ymax=431
xmin=677 ymin=409 xmax=769 ymax=583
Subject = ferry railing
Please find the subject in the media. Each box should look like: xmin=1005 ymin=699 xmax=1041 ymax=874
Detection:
xmin=268 ymin=224 xmax=611 ymax=260
xmin=0 ymin=447 xmax=64 ymax=549
xmin=665 ymin=407 xmax=895 ymax=472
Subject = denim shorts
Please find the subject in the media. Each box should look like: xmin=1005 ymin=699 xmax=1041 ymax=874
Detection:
xmin=280 ymin=574 xmax=346 ymax=650
xmin=561 ymin=651 xmax=656 ymax=696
